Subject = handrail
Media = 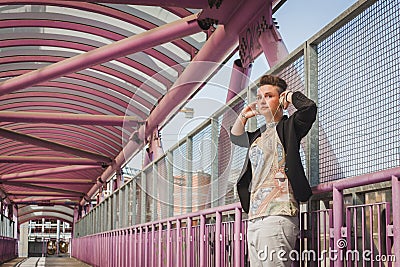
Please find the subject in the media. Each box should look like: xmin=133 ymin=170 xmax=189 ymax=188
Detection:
xmin=312 ymin=166 xmax=400 ymax=194
xmin=78 ymin=166 xmax=399 ymax=238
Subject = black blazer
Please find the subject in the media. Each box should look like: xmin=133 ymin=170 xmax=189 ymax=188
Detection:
xmin=230 ymin=92 xmax=317 ymax=213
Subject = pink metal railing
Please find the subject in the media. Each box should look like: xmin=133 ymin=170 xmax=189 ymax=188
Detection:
xmin=72 ymin=167 xmax=400 ymax=267
xmin=72 ymin=203 xmax=244 ymax=267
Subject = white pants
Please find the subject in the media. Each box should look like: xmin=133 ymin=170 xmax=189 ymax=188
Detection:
xmin=247 ymin=215 xmax=299 ymax=267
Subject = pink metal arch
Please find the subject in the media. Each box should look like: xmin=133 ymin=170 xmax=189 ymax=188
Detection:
xmin=0 ymin=0 xmax=199 ymax=52
xmin=18 ymin=208 xmax=73 ymax=218
xmin=19 ymin=215 xmax=73 ymax=225
xmin=10 ymin=126 xmax=121 ymax=154
xmin=0 ymin=55 xmax=165 ymax=101
xmin=0 ymin=38 xmax=181 ymax=75
xmin=6 ymin=124 xmax=122 ymax=149
xmin=0 ymin=165 xmax=100 ymax=181
xmin=0 ymin=92 xmax=126 ymax=116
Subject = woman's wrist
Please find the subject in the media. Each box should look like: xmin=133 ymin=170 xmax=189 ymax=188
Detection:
xmin=285 ymin=91 xmax=293 ymax=103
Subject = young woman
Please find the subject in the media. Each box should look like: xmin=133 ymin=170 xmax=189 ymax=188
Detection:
xmin=230 ymin=75 xmax=317 ymax=266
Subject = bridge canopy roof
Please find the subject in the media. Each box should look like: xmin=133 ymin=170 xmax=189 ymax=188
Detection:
xmin=0 ymin=0 xmax=283 ymax=223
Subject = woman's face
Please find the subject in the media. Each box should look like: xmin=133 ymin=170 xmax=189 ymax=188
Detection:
xmin=256 ymin=84 xmax=282 ymax=119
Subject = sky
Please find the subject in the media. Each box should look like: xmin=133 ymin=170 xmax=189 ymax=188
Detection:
xmin=128 ymin=0 xmax=358 ymax=169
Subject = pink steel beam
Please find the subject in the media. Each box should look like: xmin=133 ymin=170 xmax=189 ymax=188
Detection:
xmin=4 ymin=123 xmax=121 ymax=151
xmin=0 ymin=14 xmax=202 ymax=97
xmin=8 ymin=192 xmax=82 ymax=197
xmin=0 ymin=165 xmax=98 ymax=181
xmin=0 ymin=55 xmax=165 ymax=101
xmin=0 ymin=111 xmax=140 ymax=126
xmin=4 ymin=128 xmax=118 ymax=158
xmin=0 ymin=40 xmax=174 ymax=88
xmin=81 ymin=0 xmax=273 ymax=205
xmin=3 ymin=179 xmax=93 ymax=185
xmin=18 ymin=209 xmax=73 ymax=218
xmin=0 ymin=127 xmax=112 ymax=163
xmin=145 ymin=0 xmax=271 ymax=136
xmin=13 ymin=196 xmax=81 ymax=202
xmin=0 ymin=0 xmax=197 ymax=53
xmin=0 ymin=182 xmax=86 ymax=196
xmin=0 ymin=91 xmax=130 ymax=117
xmin=39 ymin=0 xmax=211 ymax=8
xmin=0 ymin=156 xmax=101 ymax=165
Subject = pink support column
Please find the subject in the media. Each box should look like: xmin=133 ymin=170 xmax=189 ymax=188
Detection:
xmin=199 ymin=214 xmax=206 ymax=267
xmin=158 ymin=222 xmax=163 ymax=267
xmin=176 ymin=219 xmax=182 ymax=267
xmin=144 ymin=226 xmax=149 ymax=267
xmin=333 ymin=186 xmax=344 ymax=267
xmin=145 ymin=0 xmax=272 ymax=137
xmin=122 ymin=230 xmax=126 ymax=267
xmin=234 ymin=207 xmax=242 ymax=267
xmin=132 ymin=228 xmax=137 ymax=267
xmin=138 ymin=227 xmax=143 ymax=267
xmin=167 ymin=221 xmax=171 ymax=267
xmin=117 ymin=231 xmax=121 ymax=267
xmin=127 ymin=229 xmax=132 ymax=267
xmin=215 ymin=211 xmax=222 ymax=267
xmin=259 ymin=25 xmax=289 ymax=67
xmin=226 ymin=59 xmax=252 ymax=101
xmin=186 ymin=218 xmax=192 ymax=267
xmin=391 ymin=175 xmax=400 ymax=266
xmin=150 ymin=224 xmax=155 ymax=267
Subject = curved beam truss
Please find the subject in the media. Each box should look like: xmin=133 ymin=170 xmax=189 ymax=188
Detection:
xmin=0 ymin=0 xmax=287 ymax=226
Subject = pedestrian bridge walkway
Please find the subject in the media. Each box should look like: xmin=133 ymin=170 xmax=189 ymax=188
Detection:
xmin=0 ymin=0 xmax=399 ymax=266
xmin=1 ymin=257 xmax=91 ymax=267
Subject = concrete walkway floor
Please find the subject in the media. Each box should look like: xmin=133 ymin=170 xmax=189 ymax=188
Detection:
xmin=1 ymin=257 xmax=91 ymax=267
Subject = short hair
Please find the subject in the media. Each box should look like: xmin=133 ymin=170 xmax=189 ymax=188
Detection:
xmin=258 ymin=75 xmax=287 ymax=94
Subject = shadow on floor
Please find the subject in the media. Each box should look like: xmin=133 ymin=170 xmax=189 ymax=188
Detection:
xmin=1 ymin=256 xmax=91 ymax=267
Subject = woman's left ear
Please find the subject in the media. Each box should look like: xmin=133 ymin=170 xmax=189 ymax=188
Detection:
xmin=280 ymin=92 xmax=289 ymax=109
xmin=279 ymin=93 xmax=286 ymax=109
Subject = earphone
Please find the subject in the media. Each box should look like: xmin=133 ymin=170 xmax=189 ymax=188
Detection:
xmin=279 ymin=97 xmax=284 ymax=108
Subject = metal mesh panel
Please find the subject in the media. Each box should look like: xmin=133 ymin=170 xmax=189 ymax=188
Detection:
xmin=172 ymin=143 xmax=187 ymax=215
xmin=156 ymin=157 xmax=170 ymax=220
xmin=216 ymin=100 xmax=246 ymax=206
xmin=192 ymin=124 xmax=213 ymax=174
xmin=317 ymin=0 xmax=400 ymax=183
xmin=191 ymin=125 xmax=212 ymax=210
xmin=277 ymin=56 xmax=308 ymax=173
xmin=144 ymin=168 xmax=153 ymax=222
xmin=219 ymin=100 xmax=248 ymax=206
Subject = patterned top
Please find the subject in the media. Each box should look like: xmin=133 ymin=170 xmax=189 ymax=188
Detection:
xmin=248 ymin=125 xmax=298 ymax=219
